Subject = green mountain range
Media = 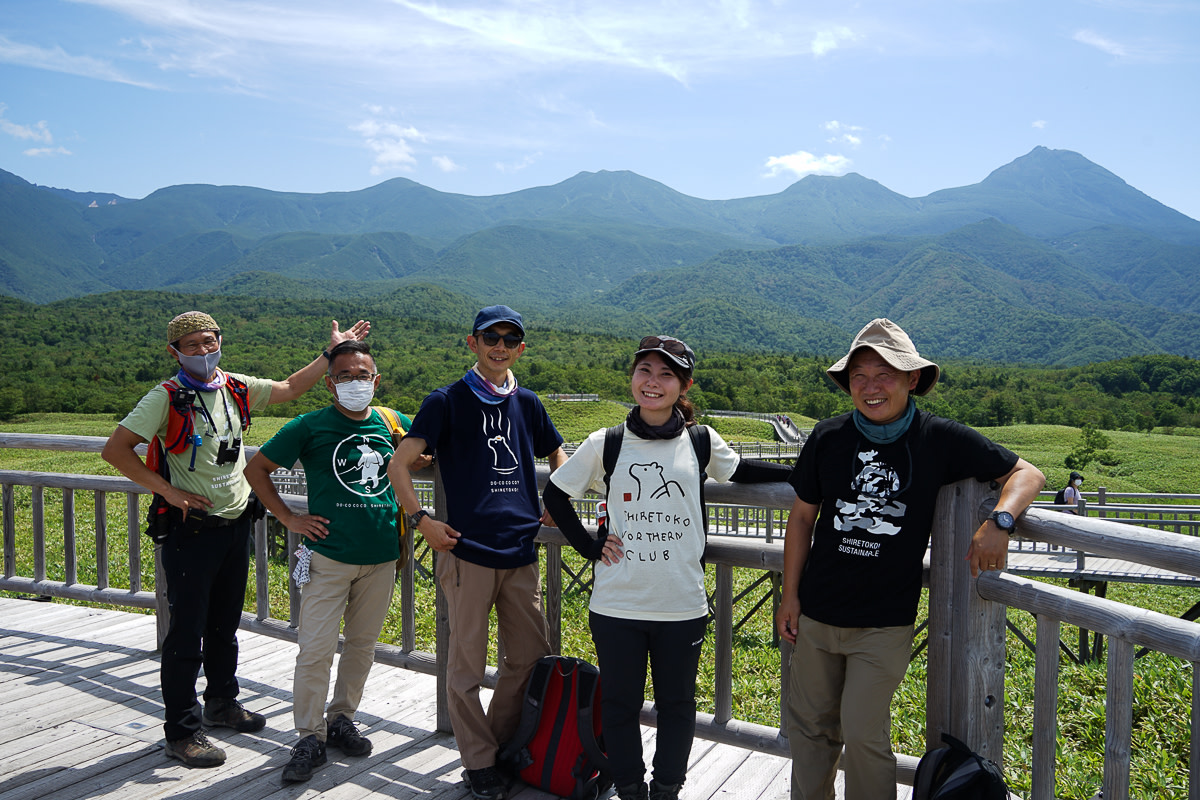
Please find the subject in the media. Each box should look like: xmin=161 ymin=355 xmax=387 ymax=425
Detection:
xmin=3 ymin=146 xmax=1199 ymax=364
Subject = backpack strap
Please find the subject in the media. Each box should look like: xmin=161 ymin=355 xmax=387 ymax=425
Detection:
xmin=574 ymin=660 xmax=610 ymax=776
xmin=687 ymin=424 xmax=711 ymax=533
xmin=160 ymin=381 xmax=197 ymax=455
xmin=498 ymin=656 xmax=558 ymax=765
xmin=373 ymin=406 xmax=408 ymax=448
xmin=224 ymin=374 xmax=253 ymax=433
xmin=601 ymin=424 xmax=624 ymax=500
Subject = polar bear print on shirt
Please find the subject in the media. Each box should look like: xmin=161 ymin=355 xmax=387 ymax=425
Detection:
xmin=628 ymin=462 xmax=684 ymax=501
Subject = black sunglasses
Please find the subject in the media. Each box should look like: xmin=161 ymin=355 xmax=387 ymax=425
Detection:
xmin=639 ymin=335 xmax=690 ymax=360
xmin=477 ymin=331 xmax=524 ymax=348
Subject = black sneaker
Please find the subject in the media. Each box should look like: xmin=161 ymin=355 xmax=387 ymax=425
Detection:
xmin=616 ymin=783 xmax=649 ymax=800
xmin=281 ymin=735 xmax=327 ymax=783
xmin=649 ymin=779 xmax=682 ymax=800
xmin=464 ymin=766 xmax=508 ymax=800
xmin=327 ymin=714 xmax=372 ymax=757
xmin=164 ymin=730 xmax=226 ymax=768
xmin=202 ymin=698 xmax=267 ymax=733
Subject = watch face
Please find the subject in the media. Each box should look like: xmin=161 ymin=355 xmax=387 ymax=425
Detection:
xmin=994 ymin=511 xmax=1015 ymax=530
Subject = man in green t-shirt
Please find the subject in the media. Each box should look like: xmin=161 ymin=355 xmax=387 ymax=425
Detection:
xmin=102 ymin=311 xmax=369 ymax=769
xmin=245 ymin=340 xmax=429 ymax=783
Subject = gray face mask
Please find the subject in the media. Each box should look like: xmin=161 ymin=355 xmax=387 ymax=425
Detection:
xmin=172 ymin=346 xmax=222 ymax=379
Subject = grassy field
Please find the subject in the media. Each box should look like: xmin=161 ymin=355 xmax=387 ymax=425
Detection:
xmin=2 ymin=411 xmax=1198 ymax=798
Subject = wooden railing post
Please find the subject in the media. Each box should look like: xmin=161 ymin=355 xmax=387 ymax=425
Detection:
xmin=713 ymin=563 xmax=734 ymax=725
xmin=926 ymin=478 xmax=1006 ymax=764
xmin=545 ymin=542 xmax=563 ymax=654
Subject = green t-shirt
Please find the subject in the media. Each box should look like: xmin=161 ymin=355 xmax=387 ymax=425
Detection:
xmin=119 ymin=373 xmax=273 ymax=519
xmin=259 ymin=405 xmax=410 ymax=566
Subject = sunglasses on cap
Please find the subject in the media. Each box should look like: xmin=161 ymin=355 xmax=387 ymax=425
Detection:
xmin=638 ymin=335 xmax=694 ymax=367
xmin=476 ymin=330 xmax=524 ymax=348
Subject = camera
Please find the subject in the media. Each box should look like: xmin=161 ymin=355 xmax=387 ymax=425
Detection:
xmin=215 ymin=437 xmax=242 ymax=465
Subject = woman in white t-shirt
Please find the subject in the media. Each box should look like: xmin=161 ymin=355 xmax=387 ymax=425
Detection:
xmin=543 ymin=335 xmax=789 ymax=800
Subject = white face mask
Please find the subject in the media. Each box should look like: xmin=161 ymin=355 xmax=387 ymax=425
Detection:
xmin=334 ymin=380 xmax=375 ymax=412
xmin=1073 ymin=479 xmax=1082 ymax=487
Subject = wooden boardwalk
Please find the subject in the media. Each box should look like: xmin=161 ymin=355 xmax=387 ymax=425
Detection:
xmin=0 ymin=597 xmax=912 ymax=800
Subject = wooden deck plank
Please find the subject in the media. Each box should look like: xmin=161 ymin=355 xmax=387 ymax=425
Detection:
xmin=0 ymin=597 xmax=899 ymax=800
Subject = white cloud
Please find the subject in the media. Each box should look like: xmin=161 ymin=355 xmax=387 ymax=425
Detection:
xmin=1032 ymin=119 xmax=1047 ymax=129
xmin=496 ymin=153 xmax=541 ymax=174
xmin=24 ymin=146 xmax=73 ymax=157
xmin=810 ymin=26 xmax=856 ymax=57
xmin=0 ymin=33 xmax=156 ymax=88
xmin=763 ymin=151 xmax=851 ymax=179
xmin=823 ymin=120 xmax=864 ymax=148
xmin=433 ymin=155 xmax=463 ymax=172
xmin=350 ymin=117 xmax=426 ymax=175
xmin=1073 ymin=29 xmax=1128 ymax=57
xmin=0 ymin=105 xmax=54 ymax=143
xmin=64 ymin=0 xmax=868 ymax=92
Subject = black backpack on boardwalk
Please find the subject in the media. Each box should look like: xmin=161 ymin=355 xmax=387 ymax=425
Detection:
xmin=499 ymin=656 xmax=610 ymax=800
xmin=913 ymin=733 xmax=1010 ymax=800
xmin=1054 ymin=488 xmax=1068 ymax=506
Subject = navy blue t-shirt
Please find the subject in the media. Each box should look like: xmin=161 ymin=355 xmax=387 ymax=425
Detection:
xmin=407 ymin=380 xmax=564 ymax=569
xmin=789 ymin=409 xmax=1018 ymax=628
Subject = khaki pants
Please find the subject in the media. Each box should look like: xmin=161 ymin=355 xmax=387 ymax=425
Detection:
xmin=438 ymin=551 xmax=551 ymax=770
xmin=785 ymin=616 xmax=913 ymax=800
xmin=293 ymin=551 xmax=396 ymax=740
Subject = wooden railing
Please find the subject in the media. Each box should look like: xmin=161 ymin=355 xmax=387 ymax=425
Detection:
xmin=5 ymin=432 xmax=1200 ymax=798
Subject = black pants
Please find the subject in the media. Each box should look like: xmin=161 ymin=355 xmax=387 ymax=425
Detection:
xmin=159 ymin=513 xmax=252 ymax=741
xmin=589 ymin=611 xmax=708 ymax=788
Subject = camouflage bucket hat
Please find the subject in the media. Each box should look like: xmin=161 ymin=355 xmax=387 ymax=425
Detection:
xmin=167 ymin=311 xmax=221 ymax=344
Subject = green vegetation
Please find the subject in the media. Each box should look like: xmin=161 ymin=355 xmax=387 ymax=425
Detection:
xmin=3 ymin=292 xmax=1200 ymax=438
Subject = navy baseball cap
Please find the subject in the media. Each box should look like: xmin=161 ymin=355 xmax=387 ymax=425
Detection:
xmin=473 ymin=305 xmax=525 ymax=335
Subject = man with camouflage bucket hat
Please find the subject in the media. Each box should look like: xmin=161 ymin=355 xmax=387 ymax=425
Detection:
xmin=102 ymin=311 xmax=369 ymax=768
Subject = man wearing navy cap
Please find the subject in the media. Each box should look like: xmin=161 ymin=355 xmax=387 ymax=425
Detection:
xmin=388 ymin=305 xmax=566 ymax=800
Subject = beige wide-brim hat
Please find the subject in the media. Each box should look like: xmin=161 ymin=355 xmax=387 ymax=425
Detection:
xmin=826 ymin=318 xmax=941 ymax=396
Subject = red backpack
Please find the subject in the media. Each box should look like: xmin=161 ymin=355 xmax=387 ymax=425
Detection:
xmin=499 ymin=656 xmax=610 ymax=800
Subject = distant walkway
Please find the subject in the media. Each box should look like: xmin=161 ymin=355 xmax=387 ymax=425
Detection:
xmin=704 ymin=410 xmax=807 ymax=444
xmin=0 ymin=597 xmax=913 ymax=800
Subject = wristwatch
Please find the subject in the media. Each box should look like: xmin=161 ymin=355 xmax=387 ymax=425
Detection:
xmin=989 ymin=509 xmax=1016 ymax=534
xmin=407 ymin=509 xmax=430 ymax=528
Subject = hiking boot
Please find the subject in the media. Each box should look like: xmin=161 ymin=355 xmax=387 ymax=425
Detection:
xmin=463 ymin=766 xmax=508 ymax=800
xmin=281 ymin=735 xmax=327 ymax=783
xmin=327 ymin=714 xmax=372 ymax=757
xmin=649 ymin=779 xmax=683 ymax=800
xmin=164 ymin=730 xmax=226 ymax=768
xmin=202 ymin=697 xmax=267 ymax=732
xmin=616 ymin=782 xmax=649 ymax=800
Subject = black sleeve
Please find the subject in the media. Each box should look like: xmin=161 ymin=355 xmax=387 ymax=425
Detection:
xmin=730 ymin=458 xmax=794 ymax=483
xmin=543 ymin=480 xmax=607 ymax=561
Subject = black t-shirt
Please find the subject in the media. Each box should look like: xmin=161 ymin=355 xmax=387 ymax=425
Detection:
xmin=789 ymin=410 xmax=1018 ymax=628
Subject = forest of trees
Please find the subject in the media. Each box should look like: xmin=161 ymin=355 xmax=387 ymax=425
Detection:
xmin=2 ymin=291 xmax=1199 ymax=433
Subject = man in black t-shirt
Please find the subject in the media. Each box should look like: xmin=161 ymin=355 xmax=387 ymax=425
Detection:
xmin=775 ymin=319 xmax=1045 ymax=800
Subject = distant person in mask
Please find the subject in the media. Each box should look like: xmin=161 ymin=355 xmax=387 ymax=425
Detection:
xmin=1063 ymin=471 xmax=1084 ymax=513
xmin=102 ymin=311 xmax=369 ymax=769
xmin=244 ymin=339 xmax=430 ymax=783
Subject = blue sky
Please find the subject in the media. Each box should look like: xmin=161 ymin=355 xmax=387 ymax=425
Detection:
xmin=2 ymin=0 xmax=1197 ymax=220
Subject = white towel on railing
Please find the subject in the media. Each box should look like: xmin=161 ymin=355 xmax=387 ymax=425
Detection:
xmin=292 ymin=544 xmax=312 ymax=586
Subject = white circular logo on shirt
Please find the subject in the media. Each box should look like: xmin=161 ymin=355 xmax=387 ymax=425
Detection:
xmin=331 ymin=433 xmax=393 ymax=497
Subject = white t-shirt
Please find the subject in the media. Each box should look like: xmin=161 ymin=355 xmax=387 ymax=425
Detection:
xmin=551 ymin=425 xmax=740 ymax=621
